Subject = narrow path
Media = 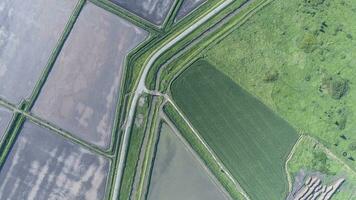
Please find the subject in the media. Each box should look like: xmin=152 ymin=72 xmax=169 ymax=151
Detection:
xmin=284 ymin=134 xmax=305 ymax=192
xmin=111 ymin=0 xmax=237 ymax=198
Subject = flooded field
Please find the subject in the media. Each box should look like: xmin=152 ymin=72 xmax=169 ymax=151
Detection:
xmin=0 ymin=121 xmax=110 ymax=200
xmin=176 ymin=0 xmax=206 ymax=20
xmin=32 ymin=2 xmax=148 ymax=150
xmin=0 ymin=107 xmax=12 ymax=141
xmin=147 ymin=123 xmax=229 ymax=200
xmin=110 ymin=0 xmax=175 ymax=25
xmin=0 ymin=0 xmax=78 ymax=104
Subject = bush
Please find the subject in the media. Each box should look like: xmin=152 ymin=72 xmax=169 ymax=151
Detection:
xmin=299 ymin=33 xmax=319 ymax=53
xmin=349 ymin=142 xmax=356 ymax=151
xmin=312 ymin=151 xmax=330 ymax=174
xmin=320 ymin=75 xmax=348 ymax=99
xmin=263 ymin=70 xmax=279 ymax=82
xmin=304 ymin=0 xmax=325 ymax=7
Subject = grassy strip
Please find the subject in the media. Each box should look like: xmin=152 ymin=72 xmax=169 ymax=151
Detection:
xmin=163 ymin=103 xmax=246 ymax=200
xmin=135 ymin=97 xmax=163 ymax=200
xmin=118 ymin=94 xmax=152 ymax=200
xmin=145 ymin=0 xmax=247 ymax=90
xmin=158 ymin=0 xmax=271 ymax=92
xmin=0 ymin=102 xmax=27 ymax=168
xmin=163 ymin=0 xmax=184 ymax=31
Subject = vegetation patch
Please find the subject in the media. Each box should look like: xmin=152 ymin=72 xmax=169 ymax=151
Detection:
xmin=203 ymin=0 xmax=356 ymax=169
xmin=171 ymin=60 xmax=299 ymax=200
xmin=288 ymin=136 xmax=356 ymax=199
xmin=119 ymin=95 xmax=151 ymax=200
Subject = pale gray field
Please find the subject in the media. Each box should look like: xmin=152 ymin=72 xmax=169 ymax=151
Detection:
xmin=147 ymin=123 xmax=229 ymax=200
xmin=0 ymin=121 xmax=110 ymax=200
xmin=176 ymin=0 xmax=206 ymax=20
xmin=0 ymin=107 xmax=12 ymax=141
xmin=32 ymin=2 xmax=148 ymax=150
xmin=110 ymin=0 xmax=175 ymax=25
xmin=0 ymin=0 xmax=78 ymax=104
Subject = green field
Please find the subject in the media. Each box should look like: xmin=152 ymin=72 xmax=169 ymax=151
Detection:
xmin=203 ymin=0 xmax=356 ymax=166
xmin=171 ymin=60 xmax=299 ymax=200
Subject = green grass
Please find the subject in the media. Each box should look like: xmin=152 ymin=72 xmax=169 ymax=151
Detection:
xmin=171 ymin=60 xmax=299 ymax=200
xmin=288 ymin=136 xmax=356 ymax=199
xmin=203 ymin=0 xmax=356 ymax=167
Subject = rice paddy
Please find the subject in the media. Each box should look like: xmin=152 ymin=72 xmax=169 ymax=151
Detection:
xmin=0 ymin=121 xmax=110 ymax=199
xmin=175 ymin=0 xmax=206 ymax=21
xmin=32 ymin=2 xmax=148 ymax=150
xmin=110 ymin=0 xmax=175 ymax=25
xmin=0 ymin=0 xmax=78 ymax=104
xmin=0 ymin=107 xmax=12 ymax=141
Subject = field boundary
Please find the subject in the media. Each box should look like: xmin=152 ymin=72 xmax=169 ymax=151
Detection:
xmin=161 ymin=113 xmax=234 ymax=200
xmin=165 ymin=98 xmax=251 ymax=200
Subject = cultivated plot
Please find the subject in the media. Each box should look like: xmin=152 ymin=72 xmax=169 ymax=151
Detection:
xmin=0 ymin=0 xmax=78 ymax=104
xmin=0 ymin=121 xmax=110 ymax=200
xmin=171 ymin=60 xmax=299 ymax=200
xmin=0 ymin=107 xmax=12 ymax=141
xmin=147 ymin=123 xmax=229 ymax=200
xmin=176 ymin=0 xmax=206 ymax=21
xmin=32 ymin=2 xmax=148 ymax=150
xmin=110 ymin=0 xmax=175 ymax=25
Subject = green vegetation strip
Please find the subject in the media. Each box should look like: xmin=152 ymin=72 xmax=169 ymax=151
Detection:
xmin=163 ymin=103 xmax=246 ymax=200
xmin=171 ymin=60 xmax=299 ymax=200
xmin=119 ymin=95 xmax=152 ymax=200
xmin=134 ymin=97 xmax=163 ymax=200
xmin=163 ymin=0 xmax=184 ymax=31
xmin=0 ymin=103 xmax=26 ymax=168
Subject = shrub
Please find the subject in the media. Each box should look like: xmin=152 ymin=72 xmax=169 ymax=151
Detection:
xmin=263 ymin=70 xmax=279 ymax=82
xmin=320 ymin=75 xmax=348 ymax=99
xmin=299 ymin=33 xmax=319 ymax=53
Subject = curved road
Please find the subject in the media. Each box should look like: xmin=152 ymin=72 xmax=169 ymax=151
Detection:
xmin=112 ymin=0 xmax=235 ymax=198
